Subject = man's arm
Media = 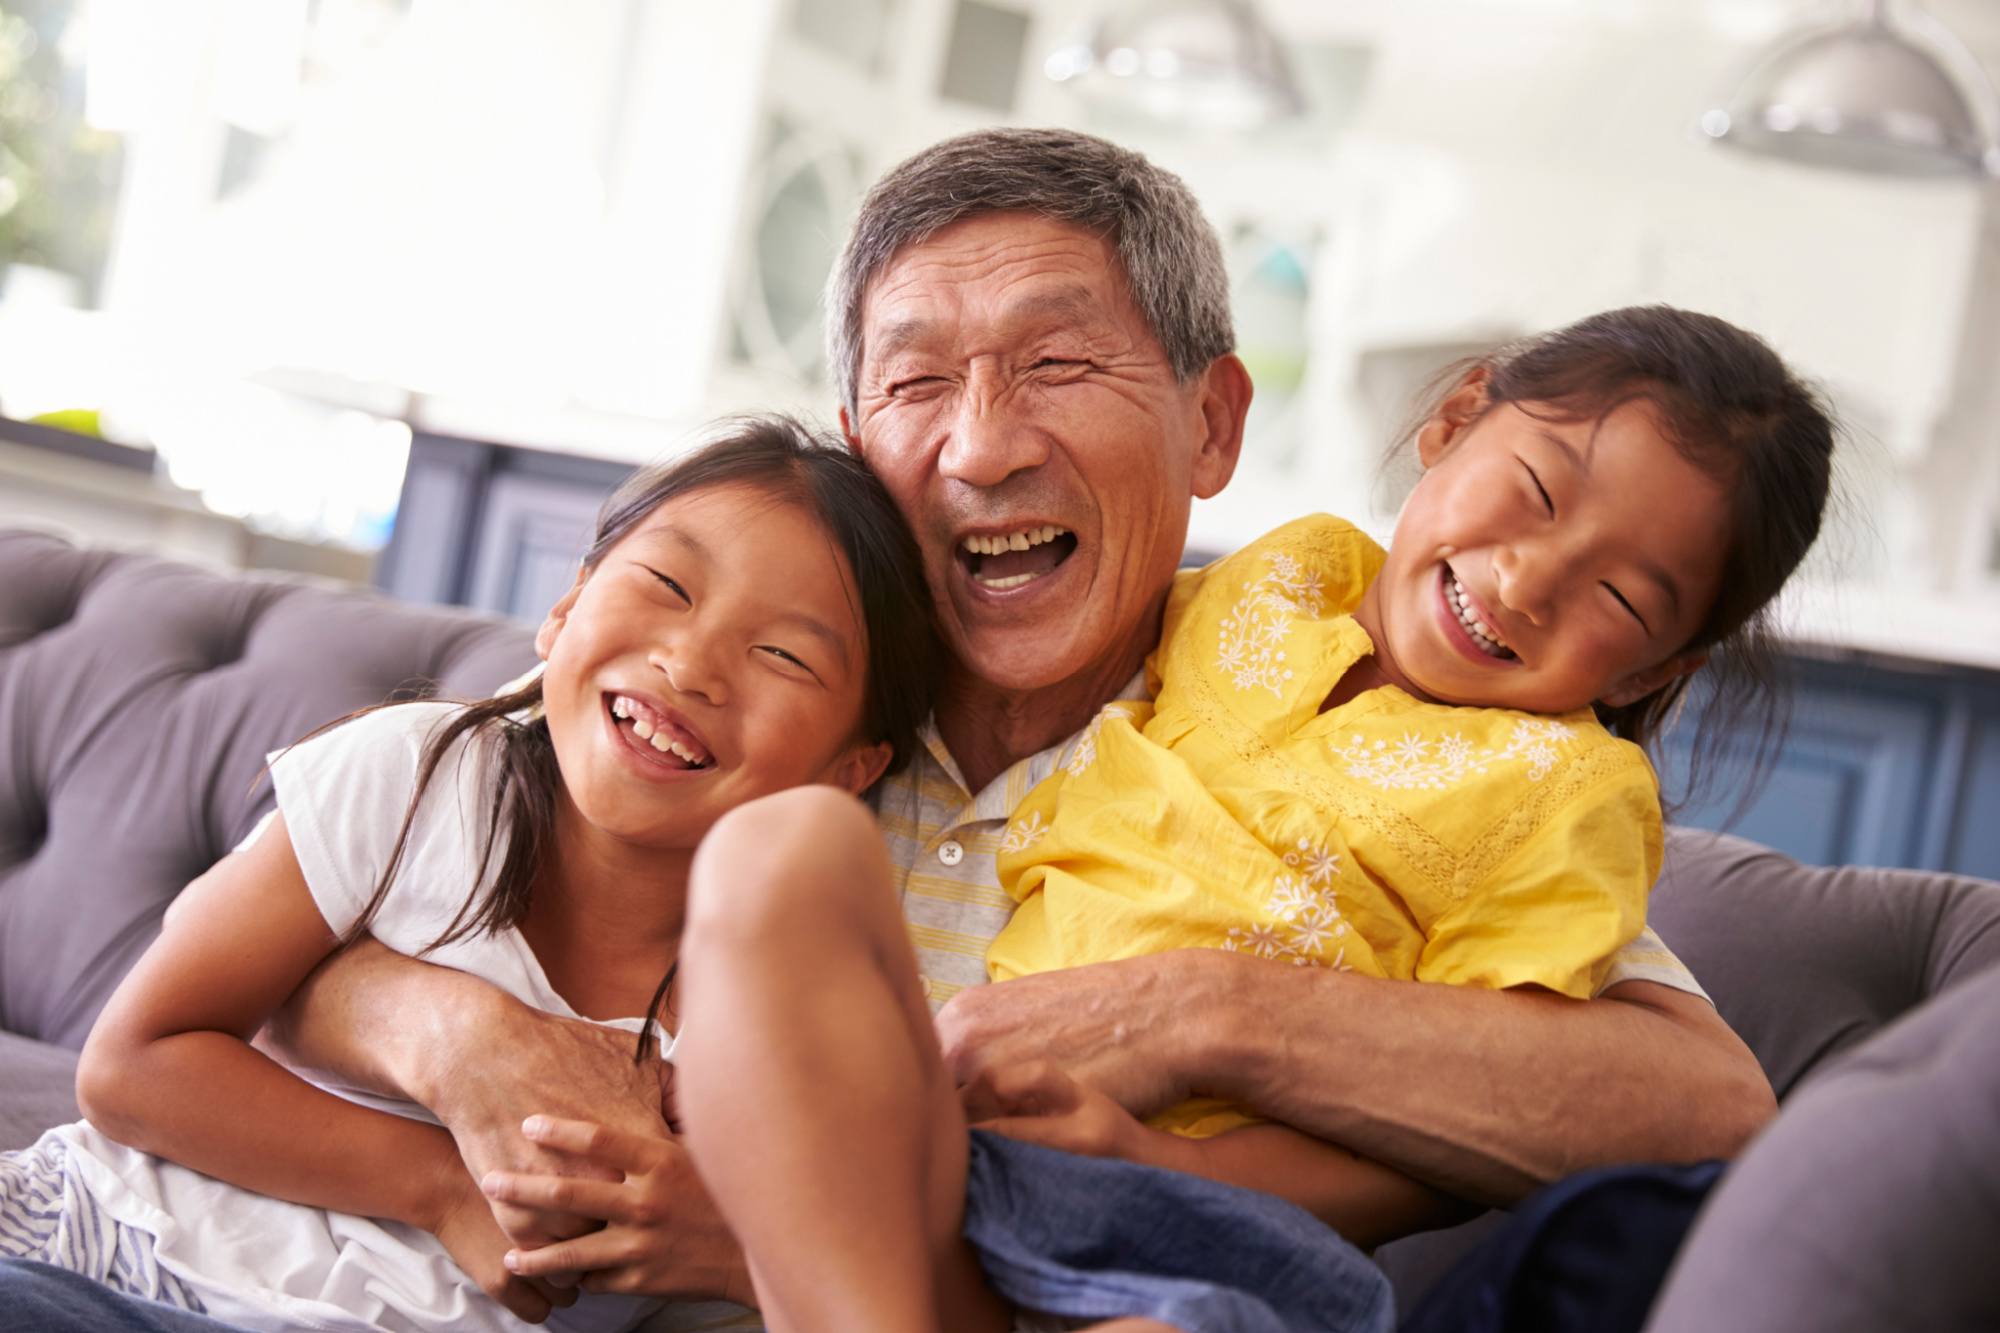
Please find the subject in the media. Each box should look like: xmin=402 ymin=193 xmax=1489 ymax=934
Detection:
xmin=936 ymin=951 xmax=1775 ymax=1207
xmin=266 ymin=938 xmax=754 ymax=1302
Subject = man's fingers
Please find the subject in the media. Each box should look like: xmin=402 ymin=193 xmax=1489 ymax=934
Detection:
xmin=490 ymin=1276 xmax=552 ymax=1324
xmin=523 ymin=1115 xmax=663 ymax=1172
xmin=524 ymin=1276 xmax=579 ymax=1309
xmin=483 ymin=1170 xmax=642 ymax=1224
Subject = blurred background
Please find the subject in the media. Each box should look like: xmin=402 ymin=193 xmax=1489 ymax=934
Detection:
xmin=2 ymin=0 xmax=1998 ymax=635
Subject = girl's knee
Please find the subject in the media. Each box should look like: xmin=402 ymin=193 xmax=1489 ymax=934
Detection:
xmin=688 ymin=785 xmax=886 ymax=936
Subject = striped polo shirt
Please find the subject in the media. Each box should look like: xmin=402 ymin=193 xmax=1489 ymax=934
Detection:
xmin=873 ymin=677 xmax=1706 ymax=1010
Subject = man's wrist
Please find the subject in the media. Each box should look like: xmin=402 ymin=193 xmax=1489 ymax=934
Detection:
xmin=1168 ymin=948 xmax=1290 ymax=1107
xmin=405 ymin=975 xmax=519 ymax=1115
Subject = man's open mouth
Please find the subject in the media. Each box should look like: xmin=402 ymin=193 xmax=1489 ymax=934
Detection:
xmin=957 ymin=525 xmax=1078 ymax=591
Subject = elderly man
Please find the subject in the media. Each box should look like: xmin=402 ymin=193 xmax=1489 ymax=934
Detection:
xmin=0 ymin=128 xmax=1772 ymax=1330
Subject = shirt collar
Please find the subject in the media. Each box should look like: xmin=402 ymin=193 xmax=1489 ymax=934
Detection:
xmin=917 ymin=670 xmax=1149 ymax=827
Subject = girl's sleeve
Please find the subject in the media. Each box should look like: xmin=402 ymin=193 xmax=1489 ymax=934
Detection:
xmin=1415 ymin=745 xmax=1663 ymax=999
xmin=265 ymin=703 xmax=456 ymax=937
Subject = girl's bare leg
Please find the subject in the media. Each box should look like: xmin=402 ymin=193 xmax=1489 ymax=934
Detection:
xmin=676 ymin=786 xmax=1008 ymax=1333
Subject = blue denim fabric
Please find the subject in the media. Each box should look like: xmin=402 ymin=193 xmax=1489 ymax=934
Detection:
xmin=0 ymin=1259 xmax=251 ymax=1333
xmin=1400 ymin=1160 xmax=1726 ymax=1333
xmin=964 ymin=1129 xmax=1395 ymax=1333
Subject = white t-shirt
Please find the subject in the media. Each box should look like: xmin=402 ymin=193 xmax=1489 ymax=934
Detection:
xmin=58 ymin=702 xmax=693 ymax=1333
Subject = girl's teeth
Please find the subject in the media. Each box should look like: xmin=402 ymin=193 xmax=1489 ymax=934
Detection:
xmin=1448 ymin=575 xmax=1512 ymax=656
xmin=646 ymin=729 xmax=705 ymax=764
xmin=631 ymin=717 xmax=655 ymax=740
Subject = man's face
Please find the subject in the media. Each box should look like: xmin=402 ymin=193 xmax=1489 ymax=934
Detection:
xmin=845 ymin=212 xmax=1244 ymax=695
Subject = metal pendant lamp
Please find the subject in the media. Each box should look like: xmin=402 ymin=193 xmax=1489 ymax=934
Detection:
xmin=1701 ymin=0 xmax=2000 ymax=179
xmin=1044 ymin=0 xmax=1305 ymax=132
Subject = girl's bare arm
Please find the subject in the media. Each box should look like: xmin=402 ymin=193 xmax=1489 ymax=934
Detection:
xmin=74 ymin=815 xmax=554 ymax=1319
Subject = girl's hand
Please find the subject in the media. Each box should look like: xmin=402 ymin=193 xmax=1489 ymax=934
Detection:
xmin=962 ymin=1060 xmax=1190 ymax=1172
xmin=426 ymin=1163 xmax=575 ymax=1324
xmin=480 ymin=1116 xmax=751 ymax=1303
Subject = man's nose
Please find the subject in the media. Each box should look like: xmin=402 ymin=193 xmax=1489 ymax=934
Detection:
xmin=937 ymin=375 xmax=1050 ymax=488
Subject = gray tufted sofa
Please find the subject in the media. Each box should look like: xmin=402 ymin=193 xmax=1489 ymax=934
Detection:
xmin=4 ymin=527 xmax=1999 ymax=1327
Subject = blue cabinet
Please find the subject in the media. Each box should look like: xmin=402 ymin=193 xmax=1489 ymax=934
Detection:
xmin=377 ymin=432 xmax=635 ymax=623
xmin=1657 ymin=655 xmax=2000 ymax=879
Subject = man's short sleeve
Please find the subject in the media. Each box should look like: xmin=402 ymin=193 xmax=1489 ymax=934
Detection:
xmin=1596 ymin=925 xmax=1711 ymax=1001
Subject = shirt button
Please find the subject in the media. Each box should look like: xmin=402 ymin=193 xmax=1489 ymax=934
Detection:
xmin=937 ymin=839 xmax=965 ymax=867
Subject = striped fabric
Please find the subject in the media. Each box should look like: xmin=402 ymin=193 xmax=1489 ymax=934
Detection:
xmin=0 ymin=1132 xmax=207 ymax=1311
xmin=875 ymin=675 xmax=1153 ymax=1012
xmin=874 ymin=676 xmax=1705 ymax=1009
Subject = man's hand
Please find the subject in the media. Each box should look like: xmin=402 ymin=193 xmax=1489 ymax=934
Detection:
xmin=481 ymin=1116 xmax=753 ymax=1305
xmin=937 ymin=952 xmax=1209 ymax=1115
xmin=426 ymin=1002 xmax=674 ymax=1251
xmin=422 ymin=1158 xmax=576 ymax=1324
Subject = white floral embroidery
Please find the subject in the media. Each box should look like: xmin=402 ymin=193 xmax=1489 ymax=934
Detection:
xmin=1059 ymin=701 xmax=1143 ymax=777
xmin=1331 ymin=718 xmax=1577 ymax=791
xmin=999 ymin=810 xmax=1047 ymax=855
xmin=1215 ymin=554 xmax=1326 ymax=699
xmin=1222 ymin=837 xmax=1350 ymax=969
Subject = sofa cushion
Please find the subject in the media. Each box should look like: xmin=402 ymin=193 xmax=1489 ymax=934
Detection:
xmin=1376 ymin=829 xmax=2000 ymax=1312
xmin=1650 ymin=827 xmax=2000 ymax=1098
xmin=0 ymin=1029 xmax=78 ymax=1151
xmin=0 ymin=530 xmax=536 ymax=1049
xmin=1647 ymin=959 xmax=2000 ymax=1332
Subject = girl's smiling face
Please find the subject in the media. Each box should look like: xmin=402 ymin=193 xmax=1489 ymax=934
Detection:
xmin=534 ymin=482 xmax=892 ymax=849
xmin=1355 ymin=380 xmax=1734 ymax=717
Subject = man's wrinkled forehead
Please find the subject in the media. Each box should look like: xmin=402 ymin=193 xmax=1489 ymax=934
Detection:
xmin=858 ymin=215 xmax=1137 ymax=353
xmin=868 ymin=283 xmax=1113 ymax=366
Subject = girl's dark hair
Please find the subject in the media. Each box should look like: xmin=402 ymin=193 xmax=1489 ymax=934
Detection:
xmin=326 ymin=414 xmax=940 ymax=1045
xmin=1413 ymin=305 xmax=1836 ymax=811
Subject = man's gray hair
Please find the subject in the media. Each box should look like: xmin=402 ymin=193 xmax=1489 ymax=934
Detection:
xmin=826 ymin=127 xmax=1235 ymax=420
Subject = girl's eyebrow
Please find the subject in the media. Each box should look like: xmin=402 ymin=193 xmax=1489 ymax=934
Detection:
xmin=1536 ymin=426 xmax=1591 ymax=471
xmin=633 ymin=524 xmax=711 ymax=562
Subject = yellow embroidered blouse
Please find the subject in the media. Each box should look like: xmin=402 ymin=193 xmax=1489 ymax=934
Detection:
xmin=988 ymin=515 xmax=1663 ymax=1138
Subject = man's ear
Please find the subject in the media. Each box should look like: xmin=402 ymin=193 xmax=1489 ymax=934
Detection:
xmin=839 ymin=405 xmax=862 ymax=454
xmin=1600 ymin=650 xmax=1707 ymax=709
xmin=1191 ymin=353 xmax=1254 ymax=500
xmin=1415 ymin=370 xmax=1492 ymax=469
xmin=827 ymin=740 xmax=895 ymax=796
xmin=534 ymin=566 xmax=589 ymax=662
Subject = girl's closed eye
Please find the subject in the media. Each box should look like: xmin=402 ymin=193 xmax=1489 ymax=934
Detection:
xmin=759 ymin=645 xmax=820 ymax=681
xmin=1602 ymin=582 xmax=1649 ymax=633
xmin=643 ymin=567 xmax=690 ymax=603
xmin=1520 ymin=460 xmax=1554 ymax=516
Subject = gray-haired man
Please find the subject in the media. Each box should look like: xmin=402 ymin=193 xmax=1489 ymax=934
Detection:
xmin=143 ymin=128 xmax=1776 ymax=1319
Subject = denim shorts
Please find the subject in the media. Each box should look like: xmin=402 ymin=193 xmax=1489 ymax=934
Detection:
xmin=964 ymin=1129 xmax=1394 ymax=1333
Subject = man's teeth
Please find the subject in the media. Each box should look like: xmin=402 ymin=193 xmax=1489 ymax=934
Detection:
xmin=960 ymin=525 xmax=1068 ymax=557
xmin=609 ymin=696 xmax=710 ymax=765
xmin=1447 ymin=575 xmax=1513 ymax=657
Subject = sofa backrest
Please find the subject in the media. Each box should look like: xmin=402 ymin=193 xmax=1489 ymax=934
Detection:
xmin=1652 ymin=826 xmax=2000 ymax=1099
xmin=0 ymin=530 xmax=536 ymax=1049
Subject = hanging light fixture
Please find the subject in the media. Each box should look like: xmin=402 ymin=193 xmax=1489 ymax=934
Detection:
xmin=1045 ymin=0 xmax=1305 ymax=132
xmin=1700 ymin=0 xmax=2000 ymax=179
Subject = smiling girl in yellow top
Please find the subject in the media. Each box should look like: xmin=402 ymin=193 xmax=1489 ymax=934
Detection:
xmin=990 ymin=304 xmax=1836 ymax=1146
